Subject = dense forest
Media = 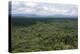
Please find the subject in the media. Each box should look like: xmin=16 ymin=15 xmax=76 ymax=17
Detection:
xmin=11 ymin=17 xmax=78 ymax=53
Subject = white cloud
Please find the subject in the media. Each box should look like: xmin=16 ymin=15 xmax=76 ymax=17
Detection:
xmin=11 ymin=1 xmax=78 ymax=17
xmin=43 ymin=7 xmax=49 ymax=10
xmin=25 ymin=2 xmax=37 ymax=7
xmin=12 ymin=0 xmax=78 ymax=5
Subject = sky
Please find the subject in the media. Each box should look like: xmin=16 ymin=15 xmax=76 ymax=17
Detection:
xmin=11 ymin=0 xmax=78 ymax=5
xmin=11 ymin=0 xmax=78 ymax=18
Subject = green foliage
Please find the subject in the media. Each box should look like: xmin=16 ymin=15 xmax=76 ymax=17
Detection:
xmin=11 ymin=18 xmax=78 ymax=53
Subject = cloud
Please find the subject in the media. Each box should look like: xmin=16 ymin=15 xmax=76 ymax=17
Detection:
xmin=11 ymin=1 xmax=78 ymax=17
xmin=25 ymin=2 xmax=37 ymax=7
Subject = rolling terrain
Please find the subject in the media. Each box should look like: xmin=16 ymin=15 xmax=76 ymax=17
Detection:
xmin=11 ymin=17 xmax=78 ymax=52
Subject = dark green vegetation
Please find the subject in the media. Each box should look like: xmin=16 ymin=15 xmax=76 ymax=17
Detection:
xmin=11 ymin=17 xmax=78 ymax=53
